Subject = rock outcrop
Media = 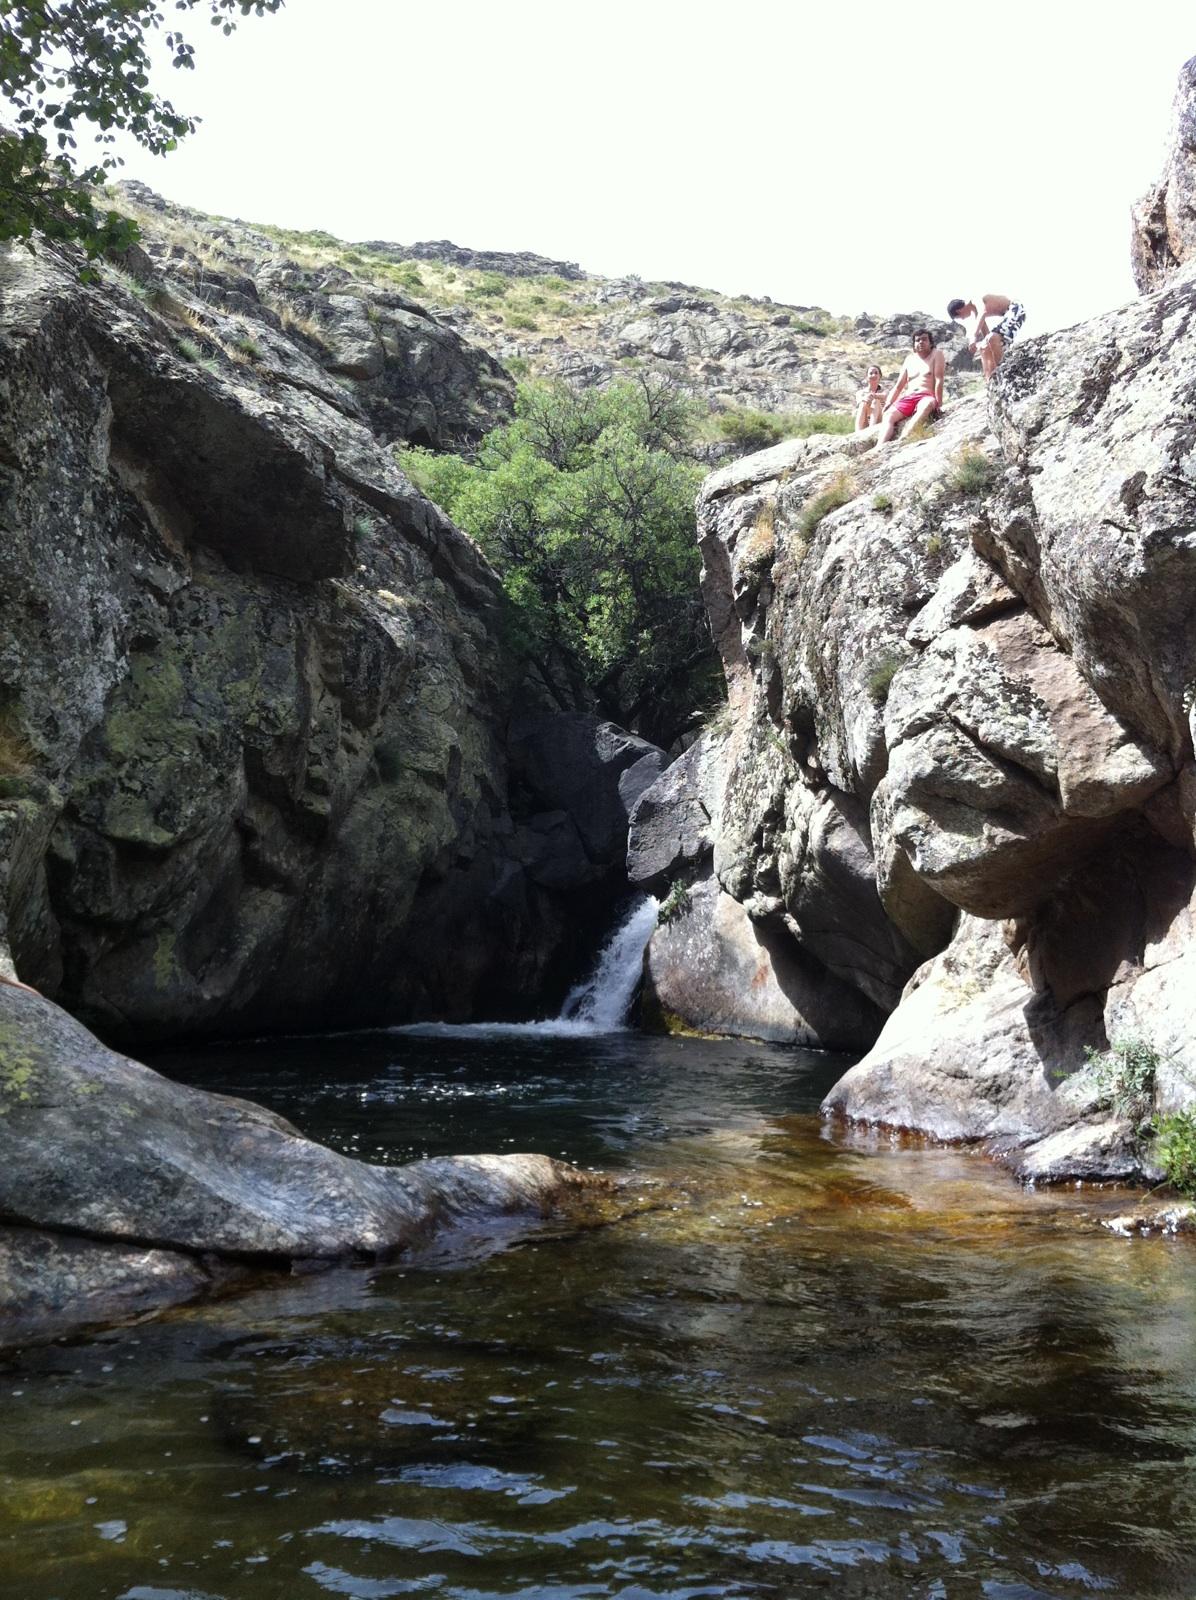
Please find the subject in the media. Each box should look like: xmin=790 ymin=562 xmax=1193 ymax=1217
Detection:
xmin=0 ymin=984 xmax=609 ymax=1346
xmin=1131 ymin=57 xmax=1196 ymax=292
xmin=635 ymin=60 xmax=1196 ymax=1177
xmin=0 ymin=240 xmax=654 ymax=1038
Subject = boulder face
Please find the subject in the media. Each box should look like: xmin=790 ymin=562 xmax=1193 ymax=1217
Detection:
xmin=0 ymin=984 xmax=610 ymax=1346
xmin=0 ymin=243 xmax=654 ymax=1038
xmin=1131 ymin=56 xmax=1196 ymax=292
xmin=638 ymin=132 xmax=1196 ymax=1174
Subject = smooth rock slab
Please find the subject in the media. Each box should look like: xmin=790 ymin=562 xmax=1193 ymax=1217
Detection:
xmin=0 ymin=987 xmax=609 ymax=1343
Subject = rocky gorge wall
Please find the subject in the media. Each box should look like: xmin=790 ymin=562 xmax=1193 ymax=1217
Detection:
xmin=0 ymin=239 xmax=663 ymax=1040
xmin=629 ymin=63 xmax=1196 ymax=1179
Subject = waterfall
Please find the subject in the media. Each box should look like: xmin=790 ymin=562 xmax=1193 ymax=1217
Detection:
xmin=392 ymin=895 xmax=658 ymax=1039
xmin=558 ymin=896 xmax=661 ymax=1029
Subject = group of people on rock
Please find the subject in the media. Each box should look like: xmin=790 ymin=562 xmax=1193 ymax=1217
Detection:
xmin=854 ymin=293 xmax=1025 ymax=444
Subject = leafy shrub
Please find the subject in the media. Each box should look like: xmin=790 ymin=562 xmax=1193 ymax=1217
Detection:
xmin=797 ymin=473 xmax=856 ymax=541
xmin=466 ymin=272 xmax=510 ymax=300
xmin=506 ymin=356 xmax=530 ymax=377
xmin=540 ymin=275 xmax=571 ymax=292
xmin=658 ymin=881 xmax=692 ymax=925
xmin=505 ymin=312 xmax=538 ymax=331
xmin=872 ymin=493 xmax=893 ymax=512
xmin=948 ymin=445 xmax=997 ymax=496
xmin=714 ymin=407 xmax=851 ymax=453
xmin=400 ymin=377 xmax=714 ymax=747
xmin=1084 ymin=1036 xmax=1161 ymax=1130
xmin=717 ymin=409 xmax=784 ymax=452
xmin=1156 ymin=1111 xmax=1196 ymax=1196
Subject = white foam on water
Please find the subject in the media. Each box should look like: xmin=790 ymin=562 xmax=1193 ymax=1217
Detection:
xmin=391 ymin=896 xmax=659 ymax=1040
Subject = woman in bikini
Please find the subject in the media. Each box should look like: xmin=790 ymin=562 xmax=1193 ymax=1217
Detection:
xmin=855 ymin=365 xmax=885 ymax=430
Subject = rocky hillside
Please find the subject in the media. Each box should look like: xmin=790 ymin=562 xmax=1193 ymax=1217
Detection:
xmin=628 ymin=61 xmax=1196 ymax=1183
xmin=111 ymin=180 xmax=977 ymax=434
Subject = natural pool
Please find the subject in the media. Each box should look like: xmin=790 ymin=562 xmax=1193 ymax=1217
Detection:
xmin=4 ymin=1028 xmax=1196 ymax=1599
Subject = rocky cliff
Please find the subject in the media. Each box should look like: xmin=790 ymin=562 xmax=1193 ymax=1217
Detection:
xmin=0 ymin=237 xmax=662 ymax=1040
xmin=631 ymin=61 xmax=1196 ymax=1180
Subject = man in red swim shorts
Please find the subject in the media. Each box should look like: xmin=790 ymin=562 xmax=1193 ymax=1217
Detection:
xmin=876 ymin=329 xmax=945 ymax=447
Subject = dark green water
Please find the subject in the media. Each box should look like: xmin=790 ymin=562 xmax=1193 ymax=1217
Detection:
xmin=5 ymin=1028 xmax=1196 ymax=1600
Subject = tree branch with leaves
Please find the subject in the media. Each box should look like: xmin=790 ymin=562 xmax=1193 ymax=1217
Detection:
xmin=0 ymin=0 xmax=282 ymax=257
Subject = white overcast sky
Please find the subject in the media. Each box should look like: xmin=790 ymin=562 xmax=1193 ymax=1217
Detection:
xmin=85 ymin=0 xmax=1194 ymax=337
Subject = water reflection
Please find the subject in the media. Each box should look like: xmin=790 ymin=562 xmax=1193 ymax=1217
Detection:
xmin=4 ymin=1032 xmax=1196 ymax=1598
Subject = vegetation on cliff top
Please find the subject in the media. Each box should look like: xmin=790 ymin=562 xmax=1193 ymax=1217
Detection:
xmin=403 ymin=378 xmax=718 ymax=748
xmin=0 ymin=0 xmax=281 ymax=258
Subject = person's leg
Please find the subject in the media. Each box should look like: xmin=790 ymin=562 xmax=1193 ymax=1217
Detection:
xmin=979 ymin=332 xmax=1005 ymax=380
xmin=875 ymin=408 xmax=899 ymax=446
xmin=855 ymin=398 xmax=869 ymax=430
xmin=905 ymin=395 xmax=937 ymax=433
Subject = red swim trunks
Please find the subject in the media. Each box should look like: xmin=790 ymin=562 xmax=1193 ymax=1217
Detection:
xmin=894 ymin=393 xmax=937 ymax=419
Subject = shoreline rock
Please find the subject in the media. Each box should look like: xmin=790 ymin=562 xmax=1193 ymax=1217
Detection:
xmin=0 ymin=985 xmax=613 ymax=1348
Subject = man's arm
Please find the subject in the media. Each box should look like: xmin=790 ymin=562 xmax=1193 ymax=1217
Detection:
xmin=966 ymin=296 xmax=990 ymax=353
xmin=933 ymin=349 xmax=946 ymax=409
xmin=884 ymin=361 xmax=909 ymax=407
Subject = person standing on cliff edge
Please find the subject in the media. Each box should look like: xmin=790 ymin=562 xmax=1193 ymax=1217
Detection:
xmin=875 ymin=330 xmax=945 ymax=447
xmin=947 ymin=293 xmax=1025 ymax=380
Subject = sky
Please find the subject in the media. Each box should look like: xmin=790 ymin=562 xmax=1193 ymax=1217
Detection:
xmin=78 ymin=0 xmax=1196 ymax=337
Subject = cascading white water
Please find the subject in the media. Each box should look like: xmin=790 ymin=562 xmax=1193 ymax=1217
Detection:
xmin=558 ymin=895 xmax=661 ymax=1029
xmin=392 ymin=895 xmax=659 ymax=1039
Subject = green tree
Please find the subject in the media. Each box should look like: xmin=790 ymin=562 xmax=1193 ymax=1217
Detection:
xmin=0 ymin=1 xmax=282 ymax=257
xmin=404 ymin=377 xmax=720 ymax=748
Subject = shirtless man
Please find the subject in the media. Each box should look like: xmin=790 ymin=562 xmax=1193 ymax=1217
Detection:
xmin=876 ymin=329 xmax=945 ymax=447
xmin=946 ymin=293 xmax=1025 ymax=381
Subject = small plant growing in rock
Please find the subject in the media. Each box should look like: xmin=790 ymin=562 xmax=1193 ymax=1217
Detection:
xmin=867 ymin=653 xmax=904 ymax=704
xmin=798 ymin=473 xmax=857 ymax=541
xmin=1155 ymin=1111 xmax=1196 ymax=1197
xmin=233 ymin=335 xmax=265 ymax=362
xmin=925 ymin=532 xmax=943 ymax=556
xmin=948 ymin=446 xmax=997 ymax=496
xmin=658 ymin=881 xmax=692 ymax=925
xmin=176 ymin=338 xmax=202 ymax=363
xmin=699 ymin=699 xmax=732 ymax=738
xmin=872 ymin=492 xmax=893 ymax=513
xmin=352 ymin=514 xmax=373 ymax=540
xmin=1084 ymin=1036 xmax=1161 ymax=1131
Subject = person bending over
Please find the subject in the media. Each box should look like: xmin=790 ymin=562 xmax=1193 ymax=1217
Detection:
xmin=946 ymin=293 xmax=1025 ymax=380
xmin=876 ymin=330 xmax=944 ymax=447
xmin=855 ymin=365 xmax=885 ymax=430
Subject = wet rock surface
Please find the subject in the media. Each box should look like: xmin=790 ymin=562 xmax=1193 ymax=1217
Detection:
xmin=0 ymin=985 xmax=612 ymax=1347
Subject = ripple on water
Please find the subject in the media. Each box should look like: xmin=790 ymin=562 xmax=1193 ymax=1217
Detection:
xmin=6 ymin=1030 xmax=1196 ymax=1599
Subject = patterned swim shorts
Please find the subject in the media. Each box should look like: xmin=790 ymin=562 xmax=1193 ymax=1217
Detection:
xmin=992 ymin=302 xmax=1025 ymax=345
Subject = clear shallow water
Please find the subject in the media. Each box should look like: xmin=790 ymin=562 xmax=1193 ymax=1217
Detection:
xmin=5 ymin=1030 xmax=1196 ymax=1600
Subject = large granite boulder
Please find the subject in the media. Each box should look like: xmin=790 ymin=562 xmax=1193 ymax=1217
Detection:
xmin=636 ymin=133 xmax=1196 ymax=1175
xmin=0 ymin=984 xmax=608 ymax=1345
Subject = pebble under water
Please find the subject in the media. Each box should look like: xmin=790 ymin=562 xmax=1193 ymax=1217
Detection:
xmin=5 ymin=1028 xmax=1196 ymax=1600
